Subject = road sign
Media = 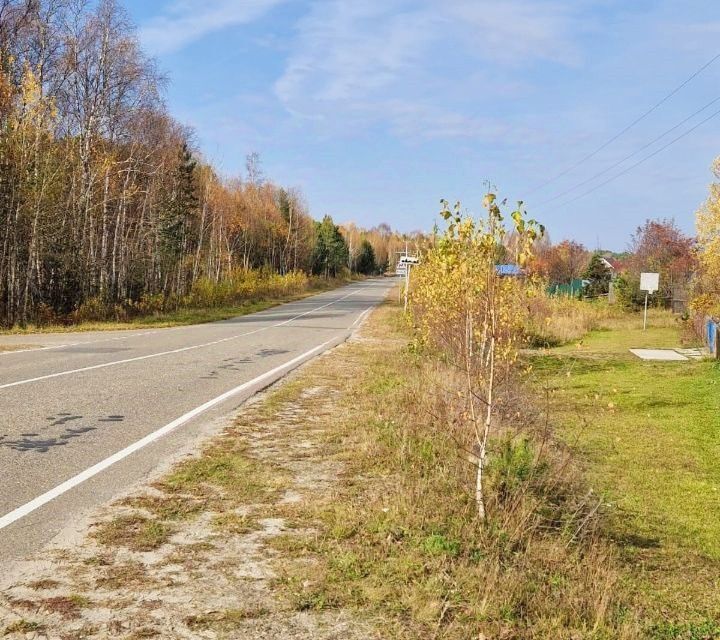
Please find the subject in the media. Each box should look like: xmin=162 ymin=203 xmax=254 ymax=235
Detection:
xmin=640 ymin=272 xmax=660 ymax=331
xmin=640 ymin=272 xmax=659 ymax=293
xmin=395 ymin=254 xmax=420 ymax=311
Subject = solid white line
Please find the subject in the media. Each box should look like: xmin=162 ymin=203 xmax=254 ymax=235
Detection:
xmin=0 ymin=337 xmax=338 ymax=531
xmin=0 ymin=330 xmax=160 ymax=357
xmin=0 ymin=289 xmax=361 ymax=391
xmin=0 ymin=343 xmax=72 ymax=356
xmin=350 ymin=307 xmax=373 ymax=329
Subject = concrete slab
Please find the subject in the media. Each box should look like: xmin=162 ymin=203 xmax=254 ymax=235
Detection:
xmin=674 ymin=348 xmax=707 ymax=360
xmin=630 ymin=349 xmax=688 ymax=361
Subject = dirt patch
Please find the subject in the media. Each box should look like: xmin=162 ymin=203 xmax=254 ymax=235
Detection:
xmin=0 ymin=324 xmax=380 ymax=638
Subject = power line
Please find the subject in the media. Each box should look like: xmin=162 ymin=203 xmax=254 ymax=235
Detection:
xmin=526 ymin=51 xmax=720 ymax=195
xmin=539 ymin=105 xmax=720 ymax=212
xmin=535 ymin=93 xmax=720 ymax=207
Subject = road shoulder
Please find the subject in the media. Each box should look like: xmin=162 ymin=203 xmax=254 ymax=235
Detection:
xmin=0 ymin=300 xmax=390 ymax=639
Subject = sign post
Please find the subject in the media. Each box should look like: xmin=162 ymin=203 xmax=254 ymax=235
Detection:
xmin=397 ymin=254 xmax=420 ymax=312
xmin=640 ymin=272 xmax=660 ymax=331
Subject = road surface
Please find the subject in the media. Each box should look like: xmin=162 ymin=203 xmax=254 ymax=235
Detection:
xmin=0 ymin=279 xmax=392 ymax=568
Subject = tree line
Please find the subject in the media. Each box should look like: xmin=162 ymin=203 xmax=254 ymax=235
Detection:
xmin=0 ymin=0 xmax=412 ymax=327
xmin=529 ymin=218 xmax=695 ymax=305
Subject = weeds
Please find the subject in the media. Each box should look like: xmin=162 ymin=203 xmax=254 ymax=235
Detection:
xmin=3 ymin=620 xmax=45 ymax=635
xmin=2 ymin=270 xmax=351 ymax=333
xmin=269 ymin=299 xmax=636 ymax=639
xmin=91 ymin=515 xmax=173 ymax=552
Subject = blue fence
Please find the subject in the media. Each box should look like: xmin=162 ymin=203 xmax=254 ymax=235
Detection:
xmin=705 ymin=317 xmax=719 ymax=358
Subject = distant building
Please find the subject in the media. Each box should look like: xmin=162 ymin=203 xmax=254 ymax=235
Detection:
xmin=496 ymin=264 xmax=524 ymax=277
xmin=599 ymin=254 xmax=629 ymax=274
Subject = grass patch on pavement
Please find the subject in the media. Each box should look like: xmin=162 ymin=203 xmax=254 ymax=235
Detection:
xmin=91 ymin=514 xmax=173 ymax=552
xmin=157 ymin=444 xmax=287 ymax=506
xmin=3 ymin=620 xmax=45 ymax=635
xmin=184 ymin=607 xmax=271 ymax=631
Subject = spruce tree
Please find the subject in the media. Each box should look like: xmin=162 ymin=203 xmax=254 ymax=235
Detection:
xmin=160 ymin=143 xmax=198 ymax=262
xmin=355 ymin=239 xmax=377 ymax=274
xmin=582 ymin=253 xmax=612 ymax=297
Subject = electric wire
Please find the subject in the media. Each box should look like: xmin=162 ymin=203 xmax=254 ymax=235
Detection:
xmin=539 ymin=105 xmax=720 ymax=212
xmin=535 ymin=93 xmax=720 ymax=207
xmin=526 ymin=51 xmax=720 ymax=195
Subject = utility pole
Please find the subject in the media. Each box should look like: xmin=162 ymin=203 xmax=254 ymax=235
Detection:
xmin=404 ymin=262 xmax=411 ymax=312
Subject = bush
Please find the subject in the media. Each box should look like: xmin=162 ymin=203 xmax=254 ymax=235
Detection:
xmin=55 ymin=270 xmax=323 ymax=326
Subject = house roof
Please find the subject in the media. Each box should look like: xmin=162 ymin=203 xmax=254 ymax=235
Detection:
xmin=496 ymin=264 xmax=524 ymax=276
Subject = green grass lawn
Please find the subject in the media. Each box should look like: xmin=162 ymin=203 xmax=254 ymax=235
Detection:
xmin=527 ymin=312 xmax=720 ymax=629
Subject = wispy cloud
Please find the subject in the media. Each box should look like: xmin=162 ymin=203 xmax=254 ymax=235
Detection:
xmin=139 ymin=0 xmax=285 ymax=55
xmin=274 ymin=0 xmax=583 ymax=139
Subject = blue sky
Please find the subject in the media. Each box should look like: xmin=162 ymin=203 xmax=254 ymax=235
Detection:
xmin=122 ymin=0 xmax=720 ymax=250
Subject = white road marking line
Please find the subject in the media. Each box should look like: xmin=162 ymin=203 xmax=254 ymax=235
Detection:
xmin=350 ymin=307 xmax=373 ymax=329
xmin=0 ymin=289 xmax=361 ymax=391
xmin=0 ymin=283 xmax=363 ymax=355
xmin=0 ymin=337 xmax=338 ymax=531
xmin=0 ymin=330 xmax=160 ymax=357
xmin=0 ymin=344 xmax=72 ymax=356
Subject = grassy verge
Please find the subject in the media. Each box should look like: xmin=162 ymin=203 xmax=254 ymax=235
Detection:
xmin=265 ymin=300 xmax=633 ymax=639
xmin=4 ymin=299 xmax=717 ymax=639
xmin=527 ymin=311 xmax=720 ymax=635
xmin=0 ymin=277 xmax=352 ymax=335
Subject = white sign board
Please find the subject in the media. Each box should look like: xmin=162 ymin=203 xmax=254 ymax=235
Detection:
xmin=640 ymin=272 xmax=659 ymax=294
xmin=398 ymin=256 xmax=419 ymax=265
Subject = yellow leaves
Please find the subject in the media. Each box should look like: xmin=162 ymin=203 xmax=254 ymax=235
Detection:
xmin=695 ymin=159 xmax=720 ymax=297
xmin=410 ymin=193 xmax=543 ymax=382
xmin=11 ymin=63 xmax=58 ymax=135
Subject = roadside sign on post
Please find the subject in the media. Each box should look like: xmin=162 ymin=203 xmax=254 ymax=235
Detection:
xmin=640 ymin=272 xmax=659 ymax=294
xmin=395 ymin=253 xmax=420 ymax=312
xmin=640 ymin=272 xmax=660 ymax=331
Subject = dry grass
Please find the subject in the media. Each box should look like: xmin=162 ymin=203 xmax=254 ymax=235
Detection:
xmin=526 ymin=295 xmax=622 ymax=346
xmin=118 ymin=493 xmax=206 ymax=521
xmin=91 ymin=515 xmax=173 ymax=552
xmin=94 ymin=562 xmax=151 ymax=590
xmin=156 ymin=443 xmax=288 ymax=506
xmin=184 ymin=607 xmax=271 ymax=631
xmin=265 ymin=300 xmax=644 ymax=639
xmin=525 ymin=293 xmax=685 ymax=348
xmin=211 ymin=512 xmax=259 ymax=535
xmin=1 ymin=272 xmax=355 ymax=334
xmin=2 ymin=619 xmax=45 ymax=635
xmin=25 ymin=579 xmax=60 ymax=591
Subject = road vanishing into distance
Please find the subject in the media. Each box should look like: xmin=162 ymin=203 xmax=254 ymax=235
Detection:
xmin=0 ymin=279 xmax=392 ymax=570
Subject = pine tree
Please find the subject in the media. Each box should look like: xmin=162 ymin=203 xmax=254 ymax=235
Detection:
xmin=311 ymin=215 xmax=349 ymax=277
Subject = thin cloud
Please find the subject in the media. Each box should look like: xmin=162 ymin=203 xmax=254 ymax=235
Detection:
xmin=139 ymin=0 xmax=285 ymax=55
xmin=274 ymin=0 xmax=583 ymax=139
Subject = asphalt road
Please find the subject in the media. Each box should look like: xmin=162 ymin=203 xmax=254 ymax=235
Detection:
xmin=0 ymin=279 xmax=392 ymax=569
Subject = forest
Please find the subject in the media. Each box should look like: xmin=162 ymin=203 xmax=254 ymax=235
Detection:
xmin=0 ymin=0 xmax=411 ymax=328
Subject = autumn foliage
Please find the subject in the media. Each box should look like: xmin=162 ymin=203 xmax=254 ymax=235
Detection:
xmin=0 ymin=0 xmax=407 ymax=328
